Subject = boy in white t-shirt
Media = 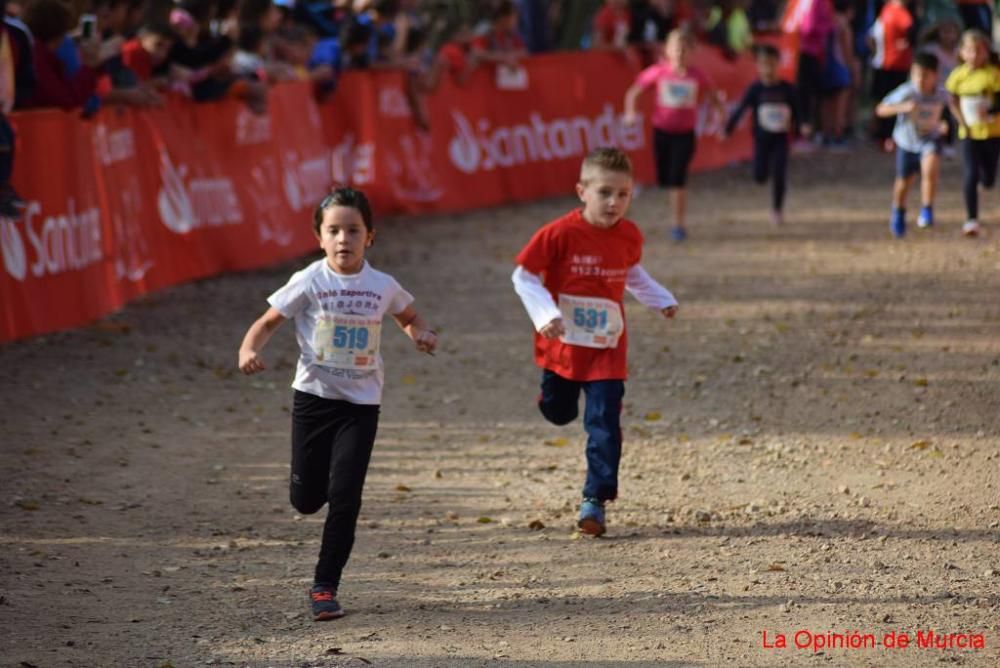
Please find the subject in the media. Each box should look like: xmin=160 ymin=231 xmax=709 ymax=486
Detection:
xmin=875 ymin=50 xmax=950 ymax=238
xmin=238 ymin=188 xmax=437 ymax=621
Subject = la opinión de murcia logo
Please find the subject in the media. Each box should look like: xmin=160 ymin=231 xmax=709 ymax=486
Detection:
xmin=1 ymin=200 xmax=102 ymax=282
xmin=762 ymin=629 xmax=987 ymax=652
xmin=156 ymin=149 xmax=242 ymax=234
xmin=447 ymin=105 xmax=645 ymax=175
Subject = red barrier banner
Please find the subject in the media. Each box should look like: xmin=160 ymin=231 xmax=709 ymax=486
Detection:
xmin=2 ymin=50 xmax=756 ymax=343
xmin=322 ymin=47 xmax=757 ymax=215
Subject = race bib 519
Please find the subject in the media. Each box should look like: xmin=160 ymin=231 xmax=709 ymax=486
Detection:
xmin=313 ymin=313 xmax=381 ymax=370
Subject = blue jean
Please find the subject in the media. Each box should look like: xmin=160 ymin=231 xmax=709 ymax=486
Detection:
xmin=538 ymin=369 xmax=624 ymax=502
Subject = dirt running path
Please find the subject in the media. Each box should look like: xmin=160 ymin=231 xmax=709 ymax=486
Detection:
xmin=2 ymin=148 xmax=999 ymax=667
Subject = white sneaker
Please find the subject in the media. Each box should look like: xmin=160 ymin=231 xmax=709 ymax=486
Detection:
xmin=771 ymin=209 xmax=783 ymax=226
xmin=962 ymin=220 xmax=981 ymax=237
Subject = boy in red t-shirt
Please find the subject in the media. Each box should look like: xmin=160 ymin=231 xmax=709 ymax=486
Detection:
xmin=624 ymin=28 xmax=725 ymax=242
xmin=511 ymin=147 xmax=679 ymax=537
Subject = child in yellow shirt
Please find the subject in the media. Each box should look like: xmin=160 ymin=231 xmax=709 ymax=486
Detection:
xmin=946 ymin=29 xmax=1000 ymax=237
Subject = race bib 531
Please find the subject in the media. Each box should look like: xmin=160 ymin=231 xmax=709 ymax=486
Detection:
xmin=557 ymin=294 xmax=624 ymax=349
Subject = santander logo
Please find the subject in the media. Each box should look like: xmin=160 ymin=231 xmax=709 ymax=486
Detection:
xmin=1 ymin=216 xmax=26 ymax=281
xmin=1 ymin=200 xmax=102 ymax=282
xmin=156 ymin=149 xmax=242 ymax=234
xmin=447 ymin=104 xmax=645 ymax=174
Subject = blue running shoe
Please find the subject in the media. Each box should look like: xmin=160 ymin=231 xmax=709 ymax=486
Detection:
xmin=917 ymin=206 xmax=933 ymax=228
xmin=670 ymin=226 xmax=687 ymax=242
xmin=577 ymin=498 xmax=606 ymax=536
xmin=310 ymin=585 xmax=345 ymax=621
xmin=890 ymin=208 xmax=906 ymax=238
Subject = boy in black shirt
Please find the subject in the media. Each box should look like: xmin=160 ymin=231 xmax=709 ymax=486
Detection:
xmin=724 ymin=44 xmax=800 ymax=225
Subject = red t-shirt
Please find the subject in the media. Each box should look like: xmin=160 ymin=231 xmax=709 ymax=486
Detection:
xmin=515 ymin=208 xmax=643 ymax=382
xmin=871 ymin=2 xmax=912 ymax=71
xmin=594 ymin=6 xmax=631 ymax=46
xmin=122 ymin=39 xmax=154 ymax=81
xmin=634 ymin=62 xmax=713 ymax=132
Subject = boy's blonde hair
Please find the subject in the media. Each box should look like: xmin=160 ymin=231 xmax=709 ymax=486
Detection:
xmin=580 ymin=147 xmax=633 ymax=182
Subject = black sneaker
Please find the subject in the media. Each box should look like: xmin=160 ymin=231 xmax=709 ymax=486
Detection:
xmin=309 ymin=585 xmax=345 ymax=621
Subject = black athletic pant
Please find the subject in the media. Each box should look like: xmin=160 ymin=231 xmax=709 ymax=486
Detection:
xmin=753 ymin=133 xmax=789 ymax=211
xmin=961 ymin=137 xmax=1000 ymax=220
xmin=290 ymin=390 xmax=380 ymax=589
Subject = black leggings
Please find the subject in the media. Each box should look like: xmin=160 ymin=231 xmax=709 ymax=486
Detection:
xmin=753 ymin=134 xmax=789 ymax=211
xmin=653 ymin=129 xmax=696 ymax=187
xmin=290 ymin=390 xmax=380 ymax=589
xmin=961 ymin=138 xmax=1000 ymax=220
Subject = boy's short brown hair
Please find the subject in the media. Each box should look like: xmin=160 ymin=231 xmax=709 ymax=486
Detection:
xmin=580 ymin=147 xmax=633 ymax=181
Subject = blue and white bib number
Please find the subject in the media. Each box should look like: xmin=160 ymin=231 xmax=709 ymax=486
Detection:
xmin=658 ymin=79 xmax=698 ymax=109
xmin=558 ymin=294 xmax=623 ymax=349
xmin=313 ymin=314 xmax=381 ymax=370
xmin=757 ymin=103 xmax=791 ymax=133
xmin=913 ymin=101 xmax=943 ymax=136
xmin=960 ymin=95 xmax=989 ymax=126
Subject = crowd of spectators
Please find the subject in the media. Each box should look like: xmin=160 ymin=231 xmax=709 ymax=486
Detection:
xmin=0 ymin=0 xmax=994 ymax=211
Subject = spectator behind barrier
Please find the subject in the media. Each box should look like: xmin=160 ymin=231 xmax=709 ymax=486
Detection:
xmin=21 ymin=0 xmax=106 ymax=109
xmin=120 ymin=21 xmax=175 ymax=84
xmin=705 ymin=0 xmax=753 ymax=59
xmin=470 ymin=0 xmax=526 ymax=68
xmin=159 ymin=1 xmax=268 ymax=113
xmin=0 ymin=0 xmax=32 ymax=218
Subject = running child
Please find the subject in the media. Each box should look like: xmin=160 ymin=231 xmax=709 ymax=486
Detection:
xmin=875 ymin=50 xmax=950 ymax=238
xmin=623 ymin=28 xmax=726 ymax=242
xmin=945 ymin=29 xmax=1000 ymax=237
xmin=511 ymin=147 xmax=679 ymax=537
xmin=237 ymin=187 xmax=437 ymax=621
xmin=723 ymin=44 xmax=800 ymax=226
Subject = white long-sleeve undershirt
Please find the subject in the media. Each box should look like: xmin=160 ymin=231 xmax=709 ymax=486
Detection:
xmin=511 ymin=265 xmax=678 ymax=332
xmin=625 ymin=264 xmax=678 ymax=310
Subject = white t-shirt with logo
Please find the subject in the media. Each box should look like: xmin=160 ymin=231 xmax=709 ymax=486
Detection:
xmin=268 ymin=259 xmax=414 ymax=405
